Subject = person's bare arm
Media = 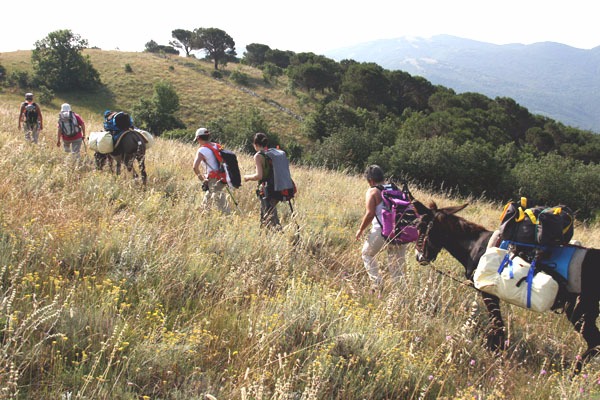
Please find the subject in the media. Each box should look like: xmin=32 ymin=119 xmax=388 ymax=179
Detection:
xmin=355 ymin=187 xmax=379 ymax=240
xmin=244 ymin=153 xmax=264 ymax=182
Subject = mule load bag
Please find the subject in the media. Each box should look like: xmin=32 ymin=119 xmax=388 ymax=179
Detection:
xmin=473 ymin=247 xmax=559 ymax=312
xmin=103 ymin=111 xmax=133 ymax=132
xmin=499 ymin=197 xmax=574 ymax=245
xmin=260 ymin=148 xmax=296 ymax=201
xmin=58 ymin=111 xmax=81 ymax=137
xmin=376 ymin=183 xmax=418 ymax=244
xmin=134 ymin=128 xmax=155 ymax=150
xmin=202 ymin=143 xmax=242 ymax=188
xmin=88 ymin=131 xmax=114 ymax=154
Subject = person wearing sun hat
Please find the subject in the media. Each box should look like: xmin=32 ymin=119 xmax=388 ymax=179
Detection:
xmin=18 ymin=92 xmax=44 ymax=143
xmin=56 ymin=103 xmax=86 ymax=159
xmin=192 ymin=127 xmax=230 ymax=213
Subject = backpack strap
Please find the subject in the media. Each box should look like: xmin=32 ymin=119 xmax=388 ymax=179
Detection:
xmin=258 ymin=150 xmax=272 ymax=184
xmin=524 ymin=209 xmax=539 ymax=225
xmin=201 ymin=143 xmax=226 ymax=182
xmin=400 ymin=181 xmax=414 ymax=200
xmin=201 ymin=143 xmax=223 ymax=164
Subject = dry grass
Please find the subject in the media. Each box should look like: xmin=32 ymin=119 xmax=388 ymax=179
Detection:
xmin=1 ymin=92 xmax=600 ymax=399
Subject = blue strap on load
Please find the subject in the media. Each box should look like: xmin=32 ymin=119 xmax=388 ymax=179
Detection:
xmin=499 ymin=240 xmax=544 ymax=250
xmin=499 ymin=240 xmax=575 ymax=281
xmin=497 ymin=253 xmax=515 ymax=279
xmin=526 ymin=259 xmax=537 ymax=309
xmin=498 ymin=241 xmax=536 ymax=309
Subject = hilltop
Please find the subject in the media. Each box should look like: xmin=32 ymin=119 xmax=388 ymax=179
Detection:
xmin=0 ymin=49 xmax=306 ymax=139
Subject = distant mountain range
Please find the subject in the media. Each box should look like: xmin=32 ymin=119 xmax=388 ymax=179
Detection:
xmin=325 ymin=35 xmax=600 ymax=133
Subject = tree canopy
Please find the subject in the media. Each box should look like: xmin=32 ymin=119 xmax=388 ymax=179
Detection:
xmin=144 ymin=40 xmax=179 ymax=55
xmin=31 ymin=29 xmax=101 ymax=91
xmin=170 ymin=29 xmax=194 ymax=57
xmin=192 ymin=28 xmax=236 ymax=70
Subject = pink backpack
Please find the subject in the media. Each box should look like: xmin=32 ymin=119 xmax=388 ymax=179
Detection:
xmin=376 ymin=183 xmax=419 ymax=244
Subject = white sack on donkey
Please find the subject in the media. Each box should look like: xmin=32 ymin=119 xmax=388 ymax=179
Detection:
xmin=473 ymin=247 xmax=559 ymax=312
xmin=88 ymin=131 xmax=113 ymax=154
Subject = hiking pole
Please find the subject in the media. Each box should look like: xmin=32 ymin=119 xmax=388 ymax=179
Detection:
xmin=287 ymin=199 xmax=301 ymax=242
xmin=225 ymin=186 xmax=243 ymax=213
xmin=82 ymin=135 xmax=89 ymax=161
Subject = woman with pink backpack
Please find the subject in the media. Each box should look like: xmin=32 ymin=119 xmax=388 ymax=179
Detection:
xmin=355 ymin=165 xmax=417 ymax=290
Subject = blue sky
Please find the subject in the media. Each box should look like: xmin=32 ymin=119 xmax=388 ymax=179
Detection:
xmin=2 ymin=0 xmax=598 ymax=54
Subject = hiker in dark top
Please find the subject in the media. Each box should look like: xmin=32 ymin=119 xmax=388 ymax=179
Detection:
xmin=18 ymin=93 xmax=44 ymax=143
xmin=244 ymin=132 xmax=282 ymax=228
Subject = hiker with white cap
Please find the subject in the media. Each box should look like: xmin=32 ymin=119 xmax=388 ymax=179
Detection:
xmin=192 ymin=127 xmax=230 ymax=213
xmin=56 ymin=103 xmax=86 ymax=159
xmin=18 ymin=92 xmax=44 ymax=143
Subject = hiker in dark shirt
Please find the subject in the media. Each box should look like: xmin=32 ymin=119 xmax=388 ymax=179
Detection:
xmin=18 ymin=93 xmax=44 ymax=143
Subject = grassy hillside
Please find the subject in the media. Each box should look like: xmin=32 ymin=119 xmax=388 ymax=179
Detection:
xmin=1 ymin=93 xmax=600 ymax=399
xmin=0 ymin=50 xmax=307 ymax=140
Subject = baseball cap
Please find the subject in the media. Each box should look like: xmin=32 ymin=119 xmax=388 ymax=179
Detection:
xmin=194 ymin=128 xmax=209 ymax=140
xmin=61 ymin=103 xmax=71 ymax=112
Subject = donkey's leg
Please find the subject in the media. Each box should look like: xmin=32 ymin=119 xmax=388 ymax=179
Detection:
xmin=566 ymin=296 xmax=600 ymax=373
xmin=481 ymin=292 xmax=505 ymax=352
xmin=124 ymin=155 xmax=138 ymax=180
xmin=138 ymin=154 xmax=147 ymax=185
xmin=115 ymin=159 xmax=122 ymax=176
xmin=568 ymin=250 xmax=600 ymax=373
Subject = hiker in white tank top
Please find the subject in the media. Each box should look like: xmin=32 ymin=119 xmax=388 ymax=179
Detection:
xmin=372 ymin=200 xmax=385 ymax=231
xmin=192 ymin=128 xmax=230 ymax=213
xmin=355 ymin=165 xmax=407 ymax=289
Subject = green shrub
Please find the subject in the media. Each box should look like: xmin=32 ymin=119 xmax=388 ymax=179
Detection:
xmin=9 ymin=70 xmax=30 ymax=89
xmin=0 ymin=64 xmax=6 ymax=85
xmin=230 ymin=70 xmax=250 ymax=86
xmin=37 ymin=85 xmax=54 ymax=104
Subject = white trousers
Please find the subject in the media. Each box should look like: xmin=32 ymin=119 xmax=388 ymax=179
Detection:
xmin=361 ymin=227 xmax=407 ymax=286
xmin=202 ymin=179 xmax=230 ymax=214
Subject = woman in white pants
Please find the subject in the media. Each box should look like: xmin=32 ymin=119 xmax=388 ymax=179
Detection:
xmin=355 ymin=165 xmax=407 ymax=288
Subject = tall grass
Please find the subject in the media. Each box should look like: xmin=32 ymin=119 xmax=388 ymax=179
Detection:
xmin=0 ymin=101 xmax=599 ymax=399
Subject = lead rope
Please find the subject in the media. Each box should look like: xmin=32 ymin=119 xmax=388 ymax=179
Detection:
xmin=426 ymin=260 xmax=479 ymax=290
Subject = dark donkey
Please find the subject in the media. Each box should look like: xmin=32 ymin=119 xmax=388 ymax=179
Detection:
xmin=109 ymin=112 xmax=147 ymax=185
xmin=412 ymin=200 xmax=600 ymax=373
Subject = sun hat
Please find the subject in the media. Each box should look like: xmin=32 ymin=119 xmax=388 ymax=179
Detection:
xmin=61 ymin=103 xmax=71 ymax=112
xmin=25 ymin=93 xmax=33 ymax=100
xmin=194 ymin=127 xmax=210 ymax=140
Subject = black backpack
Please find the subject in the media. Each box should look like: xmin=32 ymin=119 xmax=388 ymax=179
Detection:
xmin=201 ymin=143 xmax=241 ymax=188
xmin=499 ymin=197 xmax=574 ymax=245
xmin=23 ymin=102 xmax=38 ymax=124
xmin=220 ymin=149 xmax=241 ymax=188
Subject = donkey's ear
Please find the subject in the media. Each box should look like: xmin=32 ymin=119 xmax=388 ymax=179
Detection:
xmin=412 ymin=200 xmax=432 ymax=216
xmin=444 ymin=203 xmax=469 ymax=215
